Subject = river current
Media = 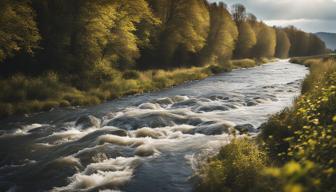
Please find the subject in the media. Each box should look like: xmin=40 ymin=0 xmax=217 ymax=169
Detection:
xmin=0 ymin=60 xmax=308 ymax=192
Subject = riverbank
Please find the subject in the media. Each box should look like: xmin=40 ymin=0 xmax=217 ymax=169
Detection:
xmin=0 ymin=58 xmax=271 ymax=118
xmin=197 ymin=55 xmax=336 ymax=192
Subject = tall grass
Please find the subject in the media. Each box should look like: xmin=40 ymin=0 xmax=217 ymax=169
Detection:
xmin=0 ymin=62 xmax=247 ymax=118
xmin=231 ymin=59 xmax=257 ymax=68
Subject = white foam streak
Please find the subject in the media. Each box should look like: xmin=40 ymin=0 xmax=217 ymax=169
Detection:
xmin=53 ymin=157 xmax=139 ymax=191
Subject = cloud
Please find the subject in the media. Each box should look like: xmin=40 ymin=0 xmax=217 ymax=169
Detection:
xmin=264 ymin=19 xmax=336 ymax=33
xmin=208 ymin=0 xmax=336 ymax=32
xmin=210 ymin=0 xmax=336 ymax=20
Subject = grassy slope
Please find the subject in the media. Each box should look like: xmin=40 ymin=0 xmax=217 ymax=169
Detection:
xmin=197 ymin=55 xmax=336 ymax=192
xmin=0 ymin=58 xmax=266 ymax=118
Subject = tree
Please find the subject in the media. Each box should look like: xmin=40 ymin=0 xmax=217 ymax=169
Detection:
xmin=31 ymin=0 xmax=158 ymax=74
xmin=307 ymin=34 xmax=326 ymax=55
xmin=199 ymin=2 xmax=238 ymax=66
xmin=253 ymin=23 xmax=276 ymax=58
xmin=31 ymin=0 xmax=83 ymax=72
xmin=275 ymin=28 xmax=291 ymax=58
xmin=149 ymin=0 xmax=210 ymax=67
xmin=0 ymin=0 xmax=40 ymax=62
xmin=75 ymin=0 xmax=159 ymax=71
xmin=231 ymin=4 xmax=246 ymax=23
xmin=234 ymin=22 xmax=257 ymax=58
xmin=285 ymin=26 xmax=311 ymax=56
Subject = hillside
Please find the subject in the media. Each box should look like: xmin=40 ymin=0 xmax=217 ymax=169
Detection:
xmin=316 ymin=32 xmax=336 ymax=50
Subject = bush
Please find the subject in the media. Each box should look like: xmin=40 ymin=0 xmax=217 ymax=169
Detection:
xmin=0 ymin=73 xmax=64 ymax=103
xmin=257 ymin=57 xmax=273 ymax=64
xmin=207 ymin=65 xmax=227 ymax=74
xmin=260 ymin=108 xmax=295 ymax=163
xmin=231 ymin=59 xmax=256 ymax=68
xmin=123 ymin=70 xmax=140 ymax=80
xmin=197 ymin=138 xmax=272 ymax=192
xmin=0 ymin=103 xmax=14 ymax=117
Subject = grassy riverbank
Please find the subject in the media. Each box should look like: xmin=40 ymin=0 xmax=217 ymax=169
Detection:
xmin=197 ymin=56 xmax=336 ymax=192
xmin=0 ymin=58 xmax=268 ymax=118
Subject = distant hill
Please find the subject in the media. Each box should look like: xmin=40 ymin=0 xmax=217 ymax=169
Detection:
xmin=315 ymin=32 xmax=336 ymax=50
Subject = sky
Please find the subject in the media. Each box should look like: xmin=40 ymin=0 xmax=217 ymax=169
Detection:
xmin=209 ymin=0 xmax=336 ymax=33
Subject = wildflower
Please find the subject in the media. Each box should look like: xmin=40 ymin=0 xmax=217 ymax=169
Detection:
xmin=284 ymin=184 xmax=304 ymax=192
xmin=332 ymin=115 xmax=336 ymax=122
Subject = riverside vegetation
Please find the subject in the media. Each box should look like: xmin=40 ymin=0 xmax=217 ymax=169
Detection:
xmin=0 ymin=1 xmax=327 ymax=117
xmin=197 ymin=55 xmax=336 ymax=192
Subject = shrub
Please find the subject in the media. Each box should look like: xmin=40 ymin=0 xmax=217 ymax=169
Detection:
xmin=231 ymin=59 xmax=256 ymax=68
xmin=260 ymin=108 xmax=296 ymax=163
xmin=123 ymin=70 xmax=140 ymax=80
xmin=41 ymin=100 xmax=60 ymax=111
xmin=257 ymin=57 xmax=273 ymax=64
xmin=263 ymin=161 xmax=322 ymax=192
xmin=59 ymin=100 xmax=71 ymax=107
xmin=88 ymin=89 xmax=111 ymax=101
xmin=207 ymin=65 xmax=227 ymax=74
xmin=0 ymin=103 xmax=14 ymax=117
xmin=197 ymin=138 xmax=272 ymax=192
xmin=152 ymin=76 xmax=173 ymax=89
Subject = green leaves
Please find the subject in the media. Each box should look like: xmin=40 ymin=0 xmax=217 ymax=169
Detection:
xmin=0 ymin=0 xmax=40 ymax=62
xmin=76 ymin=0 xmax=159 ymax=70
xmin=234 ymin=22 xmax=257 ymax=58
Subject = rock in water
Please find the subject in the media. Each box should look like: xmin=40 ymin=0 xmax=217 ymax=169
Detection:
xmin=235 ymin=124 xmax=257 ymax=134
xmin=138 ymin=103 xmax=161 ymax=110
xmin=194 ymin=123 xmax=233 ymax=135
xmin=75 ymin=115 xmax=101 ymax=129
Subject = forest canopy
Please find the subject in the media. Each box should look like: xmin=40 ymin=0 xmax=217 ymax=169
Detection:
xmin=0 ymin=0 xmax=326 ymax=79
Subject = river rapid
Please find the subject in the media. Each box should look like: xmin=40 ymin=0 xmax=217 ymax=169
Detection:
xmin=0 ymin=60 xmax=308 ymax=192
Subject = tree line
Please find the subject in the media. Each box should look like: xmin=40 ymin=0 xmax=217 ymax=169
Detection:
xmin=0 ymin=0 xmax=327 ymax=88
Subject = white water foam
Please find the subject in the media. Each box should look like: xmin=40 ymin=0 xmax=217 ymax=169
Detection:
xmin=53 ymin=157 xmax=140 ymax=191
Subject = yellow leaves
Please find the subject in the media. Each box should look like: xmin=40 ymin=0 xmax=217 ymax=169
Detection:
xmin=323 ymin=167 xmax=334 ymax=176
xmin=284 ymin=184 xmax=304 ymax=192
xmin=312 ymin=118 xmax=319 ymax=125
xmin=283 ymin=161 xmax=301 ymax=176
xmin=0 ymin=1 xmax=40 ymax=61
xmin=321 ymin=96 xmax=329 ymax=102
xmin=263 ymin=167 xmax=281 ymax=177
xmin=332 ymin=115 xmax=336 ymax=122
xmin=308 ymin=139 xmax=317 ymax=146
xmin=302 ymin=125 xmax=310 ymax=129
xmin=284 ymin=137 xmax=293 ymax=142
xmin=297 ymin=108 xmax=306 ymax=114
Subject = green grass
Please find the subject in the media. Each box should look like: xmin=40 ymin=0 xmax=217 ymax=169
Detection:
xmin=198 ymin=57 xmax=336 ymax=192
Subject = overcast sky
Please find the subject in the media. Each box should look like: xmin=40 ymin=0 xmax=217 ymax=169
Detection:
xmin=209 ymin=0 xmax=336 ymax=33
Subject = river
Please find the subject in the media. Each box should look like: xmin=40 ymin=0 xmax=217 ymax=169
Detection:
xmin=0 ymin=60 xmax=308 ymax=192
